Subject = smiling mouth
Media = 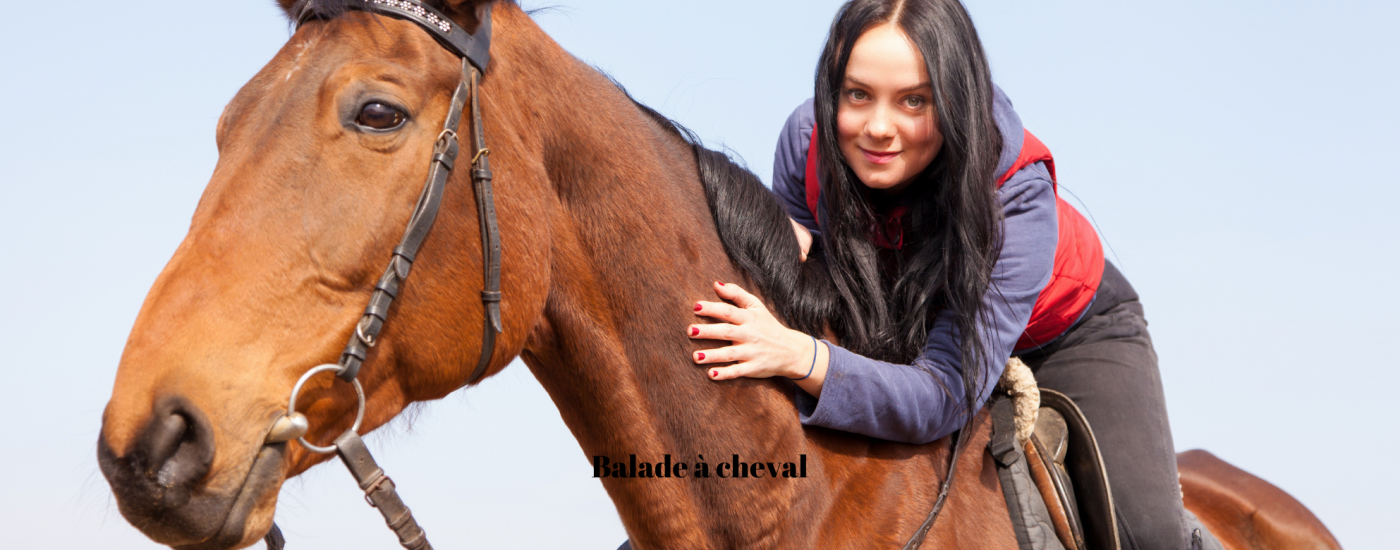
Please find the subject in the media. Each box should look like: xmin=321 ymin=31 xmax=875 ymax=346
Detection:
xmin=861 ymin=148 xmax=899 ymax=165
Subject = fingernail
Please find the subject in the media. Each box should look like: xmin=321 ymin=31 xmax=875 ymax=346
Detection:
xmin=690 ymin=327 xmax=699 ymax=337
xmin=710 ymin=370 xmax=718 ymax=378
xmin=697 ymin=352 xmax=706 ymax=361
xmin=694 ymin=303 xmax=702 ymax=312
xmin=716 ymin=281 xmax=725 ymax=286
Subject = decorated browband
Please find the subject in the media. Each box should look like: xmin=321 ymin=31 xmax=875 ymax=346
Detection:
xmin=297 ymin=0 xmax=492 ymax=71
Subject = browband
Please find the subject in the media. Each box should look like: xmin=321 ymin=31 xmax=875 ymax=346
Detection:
xmin=297 ymin=0 xmax=492 ymax=72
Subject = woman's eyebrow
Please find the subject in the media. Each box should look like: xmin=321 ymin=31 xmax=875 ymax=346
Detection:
xmin=843 ymin=76 xmax=933 ymax=93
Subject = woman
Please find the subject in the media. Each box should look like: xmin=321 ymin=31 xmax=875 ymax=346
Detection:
xmin=689 ymin=0 xmax=1192 ymax=548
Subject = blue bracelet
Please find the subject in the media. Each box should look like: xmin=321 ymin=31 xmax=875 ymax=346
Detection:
xmin=789 ymin=336 xmax=818 ymax=381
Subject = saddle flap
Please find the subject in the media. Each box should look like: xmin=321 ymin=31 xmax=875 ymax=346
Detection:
xmin=1038 ymin=389 xmax=1120 ymax=550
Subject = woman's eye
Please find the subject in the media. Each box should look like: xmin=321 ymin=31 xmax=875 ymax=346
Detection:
xmin=847 ymin=89 xmax=868 ymax=101
xmin=356 ymin=102 xmax=406 ymax=130
xmin=905 ymin=96 xmax=927 ymax=108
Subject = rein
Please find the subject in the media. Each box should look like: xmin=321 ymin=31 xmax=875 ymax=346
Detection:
xmin=902 ymin=425 xmax=968 ymax=549
xmin=258 ymin=1 xmax=502 ymax=549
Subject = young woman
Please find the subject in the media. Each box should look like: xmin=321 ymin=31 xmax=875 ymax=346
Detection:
xmin=688 ymin=0 xmax=1192 ymax=548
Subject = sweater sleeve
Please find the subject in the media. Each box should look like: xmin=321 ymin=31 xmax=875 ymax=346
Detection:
xmin=793 ymin=162 xmax=1059 ymax=444
xmin=772 ymin=99 xmax=819 ymax=237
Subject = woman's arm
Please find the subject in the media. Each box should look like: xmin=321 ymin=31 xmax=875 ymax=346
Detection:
xmin=693 ymin=162 xmax=1059 ymax=444
xmin=772 ymin=99 xmax=819 ymax=236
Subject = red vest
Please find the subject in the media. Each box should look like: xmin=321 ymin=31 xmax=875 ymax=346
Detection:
xmin=803 ymin=129 xmax=1104 ymax=349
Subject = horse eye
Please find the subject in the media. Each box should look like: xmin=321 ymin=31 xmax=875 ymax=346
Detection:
xmin=357 ymin=102 xmax=405 ymax=130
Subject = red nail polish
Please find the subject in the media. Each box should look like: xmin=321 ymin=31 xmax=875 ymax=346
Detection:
xmin=710 ymin=370 xmax=718 ymax=378
xmin=717 ymin=281 xmax=725 ymax=286
xmin=697 ymin=352 xmax=706 ymax=361
xmin=694 ymin=303 xmax=703 ymax=312
xmin=690 ymin=327 xmax=699 ymax=337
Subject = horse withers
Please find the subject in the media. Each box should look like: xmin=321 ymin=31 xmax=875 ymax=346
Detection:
xmin=97 ymin=2 xmax=1340 ymax=549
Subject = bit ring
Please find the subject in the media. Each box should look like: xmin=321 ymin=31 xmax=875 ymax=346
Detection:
xmin=287 ymin=364 xmax=365 ymax=454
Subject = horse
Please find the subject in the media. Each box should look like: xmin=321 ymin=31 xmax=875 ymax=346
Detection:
xmin=97 ymin=1 xmax=1341 ymax=549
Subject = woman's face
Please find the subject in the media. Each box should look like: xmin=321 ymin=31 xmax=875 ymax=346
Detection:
xmin=837 ymin=23 xmax=942 ymax=194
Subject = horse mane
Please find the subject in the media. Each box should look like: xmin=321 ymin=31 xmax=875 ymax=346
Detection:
xmin=624 ymin=94 xmax=843 ymax=340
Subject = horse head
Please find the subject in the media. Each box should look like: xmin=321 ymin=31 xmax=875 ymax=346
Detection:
xmin=97 ymin=0 xmax=949 ymax=547
xmin=97 ymin=2 xmax=554 ymax=547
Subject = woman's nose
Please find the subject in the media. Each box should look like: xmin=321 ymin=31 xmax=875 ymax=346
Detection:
xmin=866 ymin=107 xmax=896 ymax=140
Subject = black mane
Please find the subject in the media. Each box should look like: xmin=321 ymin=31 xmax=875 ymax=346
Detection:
xmin=629 ymin=101 xmax=844 ymax=340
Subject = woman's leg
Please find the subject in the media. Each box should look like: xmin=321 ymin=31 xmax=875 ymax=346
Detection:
xmin=1023 ymin=300 xmax=1188 ymax=550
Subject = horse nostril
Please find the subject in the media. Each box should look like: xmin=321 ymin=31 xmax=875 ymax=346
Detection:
xmin=146 ymin=414 xmax=188 ymax=478
xmin=137 ymin=397 xmax=215 ymax=497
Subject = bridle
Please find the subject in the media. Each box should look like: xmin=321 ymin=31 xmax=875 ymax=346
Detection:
xmin=257 ymin=1 xmax=502 ymax=549
xmin=248 ymin=2 xmax=963 ymax=549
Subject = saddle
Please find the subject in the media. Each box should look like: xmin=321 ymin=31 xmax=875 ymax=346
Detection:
xmin=990 ymin=360 xmax=1220 ymax=550
xmin=988 ymin=387 xmax=1116 ymax=550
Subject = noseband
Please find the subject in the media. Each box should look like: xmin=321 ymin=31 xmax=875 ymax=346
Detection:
xmin=260 ymin=2 xmax=502 ymax=548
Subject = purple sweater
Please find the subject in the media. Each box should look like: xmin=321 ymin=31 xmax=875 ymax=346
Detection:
xmin=771 ymin=88 xmax=1059 ymax=444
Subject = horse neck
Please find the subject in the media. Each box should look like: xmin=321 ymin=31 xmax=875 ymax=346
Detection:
xmin=484 ymin=9 xmax=826 ymax=546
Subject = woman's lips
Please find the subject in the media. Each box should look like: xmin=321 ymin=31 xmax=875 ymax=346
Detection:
xmin=861 ymin=148 xmax=899 ymax=165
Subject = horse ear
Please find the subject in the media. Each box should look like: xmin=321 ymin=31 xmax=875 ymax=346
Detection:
xmin=439 ymin=0 xmax=492 ymax=34
xmin=274 ymin=0 xmax=302 ymax=20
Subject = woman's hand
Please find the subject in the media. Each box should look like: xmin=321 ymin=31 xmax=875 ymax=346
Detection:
xmin=691 ymin=281 xmax=828 ymax=395
xmin=790 ymin=218 xmax=812 ymax=262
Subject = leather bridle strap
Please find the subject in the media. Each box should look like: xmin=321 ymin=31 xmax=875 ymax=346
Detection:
xmin=294 ymin=0 xmax=502 ymax=386
xmin=336 ymin=58 xmax=472 ymax=383
xmin=264 ymin=3 xmax=501 ymax=549
xmin=466 ymin=66 xmax=503 ymax=384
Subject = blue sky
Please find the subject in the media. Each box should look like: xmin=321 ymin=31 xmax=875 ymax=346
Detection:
xmin=1 ymin=0 xmax=1395 ymax=548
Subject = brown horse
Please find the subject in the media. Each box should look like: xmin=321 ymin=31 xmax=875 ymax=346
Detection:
xmin=97 ymin=2 xmax=1340 ymax=549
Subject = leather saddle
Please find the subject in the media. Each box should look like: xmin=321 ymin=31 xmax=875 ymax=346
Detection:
xmin=1032 ymin=389 xmax=1119 ymax=550
xmin=989 ymin=389 xmax=1119 ymax=550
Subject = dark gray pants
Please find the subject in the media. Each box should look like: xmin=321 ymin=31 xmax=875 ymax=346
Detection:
xmin=1020 ymin=276 xmax=1188 ymax=550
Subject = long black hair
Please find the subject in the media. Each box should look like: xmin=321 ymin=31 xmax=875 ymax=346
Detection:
xmin=814 ymin=0 xmax=1004 ymax=417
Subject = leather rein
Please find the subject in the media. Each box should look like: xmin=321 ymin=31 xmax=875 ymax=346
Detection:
xmin=258 ymin=2 xmax=501 ymax=549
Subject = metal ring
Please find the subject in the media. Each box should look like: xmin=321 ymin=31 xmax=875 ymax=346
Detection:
xmin=287 ymin=364 xmax=366 ymax=454
xmin=470 ymin=147 xmax=491 ymax=165
xmin=436 ymin=128 xmax=457 ymax=145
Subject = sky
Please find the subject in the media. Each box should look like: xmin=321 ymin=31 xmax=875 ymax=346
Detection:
xmin=1 ymin=0 xmax=1396 ymax=548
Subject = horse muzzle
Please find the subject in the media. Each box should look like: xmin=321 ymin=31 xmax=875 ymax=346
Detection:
xmin=98 ymin=394 xmax=285 ymax=549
